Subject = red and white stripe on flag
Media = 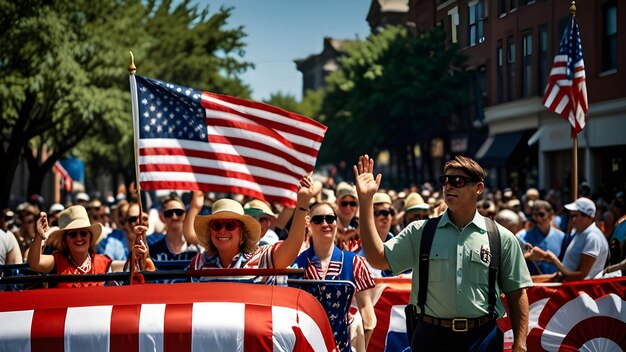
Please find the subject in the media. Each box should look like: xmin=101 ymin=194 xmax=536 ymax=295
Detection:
xmin=0 ymin=282 xmax=337 ymax=352
xmin=132 ymin=75 xmax=327 ymax=207
xmin=543 ymin=15 xmax=588 ymax=138
xmin=53 ymin=161 xmax=73 ymax=192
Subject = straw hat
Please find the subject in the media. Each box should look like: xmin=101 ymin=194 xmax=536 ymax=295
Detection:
xmin=373 ymin=192 xmax=392 ymax=205
xmin=244 ymin=199 xmax=277 ymax=218
xmin=194 ymin=199 xmax=262 ymax=248
xmin=404 ymin=192 xmax=430 ymax=211
xmin=46 ymin=206 xmax=103 ymax=251
xmin=336 ymin=182 xmax=357 ymax=201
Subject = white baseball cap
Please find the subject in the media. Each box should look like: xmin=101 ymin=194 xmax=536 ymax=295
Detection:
xmin=564 ymin=197 xmax=596 ymax=217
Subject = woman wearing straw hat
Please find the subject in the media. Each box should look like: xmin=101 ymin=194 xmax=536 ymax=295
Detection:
xmin=27 ymin=205 xmax=152 ymax=288
xmin=187 ymin=175 xmax=315 ymax=281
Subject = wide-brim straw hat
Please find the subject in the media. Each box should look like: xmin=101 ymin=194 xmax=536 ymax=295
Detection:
xmin=194 ymin=198 xmax=262 ymax=248
xmin=47 ymin=205 xmax=103 ymax=251
xmin=404 ymin=192 xmax=430 ymax=211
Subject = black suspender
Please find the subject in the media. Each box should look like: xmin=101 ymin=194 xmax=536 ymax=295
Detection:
xmin=485 ymin=217 xmax=501 ymax=319
xmin=416 ymin=216 xmax=501 ymax=318
xmin=417 ymin=216 xmax=441 ymax=318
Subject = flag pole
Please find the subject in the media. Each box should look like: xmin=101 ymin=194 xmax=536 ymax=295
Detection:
xmin=128 ymin=52 xmax=146 ymax=282
xmin=569 ymin=1 xmax=578 ymax=201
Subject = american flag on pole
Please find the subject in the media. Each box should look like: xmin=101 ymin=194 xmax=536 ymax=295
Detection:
xmin=129 ymin=75 xmax=327 ymax=207
xmin=53 ymin=161 xmax=73 ymax=192
xmin=543 ymin=15 xmax=588 ymax=138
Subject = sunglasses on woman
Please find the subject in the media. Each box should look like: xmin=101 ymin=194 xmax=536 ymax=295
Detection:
xmin=438 ymin=175 xmax=477 ymax=188
xmin=374 ymin=209 xmax=395 ymax=217
xmin=163 ymin=208 xmax=185 ymax=218
xmin=67 ymin=230 xmax=90 ymax=239
xmin=210 ymin=220 xmax=240 ymax=232
xmin=340 ymin=201 xmax=357 ymax=208
xmin=310 ymin=215 xmax=337 ymax=225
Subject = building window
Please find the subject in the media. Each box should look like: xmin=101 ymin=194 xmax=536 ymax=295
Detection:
xmin=521 ymin=31 xmax=533 ymax=98
xmin=507 ymin=36 xmax=516 ymax=101
xmin=469 ymin=0 xmax=485 ymax=46
xmin=602 ymin=1 xmax=617 ymax=72
xmin=499 ymin=0 xmax=507 ymax=16
xmin=448 ymin=6 xmax=459 ymax=44
xmin=538 ymin=25 xmax=549 ymax=96
xmin=509 ymin=0 xmax=517 ymax=11
xmin=497 ymin=42 xmax=504 ymax=103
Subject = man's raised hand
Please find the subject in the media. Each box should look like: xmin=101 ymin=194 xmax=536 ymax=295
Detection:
xmin=353 ymin=154 xmax=381 ymax=199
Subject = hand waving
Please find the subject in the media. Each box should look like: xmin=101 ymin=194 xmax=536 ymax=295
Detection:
xmin=36 ymin=212 xmax=49 ymax=239
xmin=353 ymin=154 xmax=381 ymax=199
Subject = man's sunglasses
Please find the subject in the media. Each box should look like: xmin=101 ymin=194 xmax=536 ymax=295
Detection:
xmin=310 ymin=215 xmax=337 ymax=225
xmin=532 ymin=212 xmax=547 ymax=218
xmin=210 ymin=220 xmax=240 ymax=232
xmin=164 ymin=208 xmax=185 ymax=218
xmin=439 ymin=175 xmax=478 ymax=188
xmin=374 ymin=209 xmax=395 ymax=217
xmin=340 ymin=201 xmax=357 ymax=208
xmin=67 ymin=230 xmax=90 ymax=239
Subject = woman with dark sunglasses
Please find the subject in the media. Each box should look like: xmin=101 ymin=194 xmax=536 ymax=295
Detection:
xmin=292 ymin=202 xmax=377 ymax=351
xmin=186 ymin=175 xmax=314 ymax=283
xmin=27 ymin=206 xmax=153 ymax=288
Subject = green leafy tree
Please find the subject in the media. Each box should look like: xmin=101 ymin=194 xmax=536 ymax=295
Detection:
xmin=320 ymin=26 xmax=470 ymax=185
xmin=0 ymin=0 xmax=253 ymax=208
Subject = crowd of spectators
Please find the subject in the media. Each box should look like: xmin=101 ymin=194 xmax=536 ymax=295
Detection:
xmin=2 ymin=167 xmax=625 ymax=351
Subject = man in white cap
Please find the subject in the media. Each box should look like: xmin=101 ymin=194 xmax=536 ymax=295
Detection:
xmin=528 ymin=197 xmax=609 ymax=281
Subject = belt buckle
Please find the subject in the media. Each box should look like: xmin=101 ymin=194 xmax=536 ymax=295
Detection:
xmin=452 ymin=318 xmax=468 ymax=332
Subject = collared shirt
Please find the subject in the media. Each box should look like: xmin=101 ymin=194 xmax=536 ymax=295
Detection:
xmin=518 ymin=226 xmax=565 ymax=274
xmin=384 ymin=209 xmax=533 ymax=319
xmin=562 ymin=222 xmax=609 ymax=279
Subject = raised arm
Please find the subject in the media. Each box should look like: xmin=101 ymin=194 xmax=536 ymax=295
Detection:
xmin=182 ymin=190 xmax=204 ymax=246
xmin=27 ymin=212 xmax=55 ymax=273
xmin=272 ymin=174 xmax=315 ymax=269
xmin=354 ymin=155 xmax=389 ymax=269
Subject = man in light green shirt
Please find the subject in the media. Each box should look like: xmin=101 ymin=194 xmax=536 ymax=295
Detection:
xmin=355 ymin=155 xmax=532 ymax=352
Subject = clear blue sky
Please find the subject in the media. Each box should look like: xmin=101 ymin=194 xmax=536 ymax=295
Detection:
xmin=195 ymin=0 xmax=372 ymax=102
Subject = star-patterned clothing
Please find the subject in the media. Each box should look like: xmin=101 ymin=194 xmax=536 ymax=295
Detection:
xmin=292 ymin=245 xmax=375 ymax=351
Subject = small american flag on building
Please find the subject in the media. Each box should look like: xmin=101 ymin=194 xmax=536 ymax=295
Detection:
xmin=543 ymin=15 xmax=588 ymax=138
xmin=129 ymin=75 xmax=327 ymax=207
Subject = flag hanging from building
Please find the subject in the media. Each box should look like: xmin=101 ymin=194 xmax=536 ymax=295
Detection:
xmin=543 ymin=15 xmax=588 ymax=138
xmin=53 ymin=161 xmax=73 ymax=192
xmin=129 ymin=75 xmax=327 ymax=207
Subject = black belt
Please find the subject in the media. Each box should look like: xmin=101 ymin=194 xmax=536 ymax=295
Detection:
xmin=419 ymin=314 xmax=493 ymax=332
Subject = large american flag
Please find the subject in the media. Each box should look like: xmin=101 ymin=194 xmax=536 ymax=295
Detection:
xmin=543 ymin=15 xmax=588 ymax=138
xmin=129 ymin=75 xmax=327 ymax=207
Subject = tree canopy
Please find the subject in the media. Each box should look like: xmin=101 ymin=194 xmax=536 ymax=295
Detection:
xmin=318 ymin=26 xmax=470 ymax=184
xmin=0 ymin=0 xmax=253 ymax=208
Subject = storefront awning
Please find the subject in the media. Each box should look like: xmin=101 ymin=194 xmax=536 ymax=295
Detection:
xmin=475 ymin=131 xmax=526 ymax=167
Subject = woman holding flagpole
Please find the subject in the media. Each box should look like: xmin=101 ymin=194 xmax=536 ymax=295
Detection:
xmin=185 ymin=174 xmax=315 ymax=281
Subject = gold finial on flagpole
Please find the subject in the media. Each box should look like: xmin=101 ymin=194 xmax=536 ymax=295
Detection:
xmin=569 ymin=1 xmax=576 ymax=16
xmin=128 ymin=51 xmax=136 ymax=75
